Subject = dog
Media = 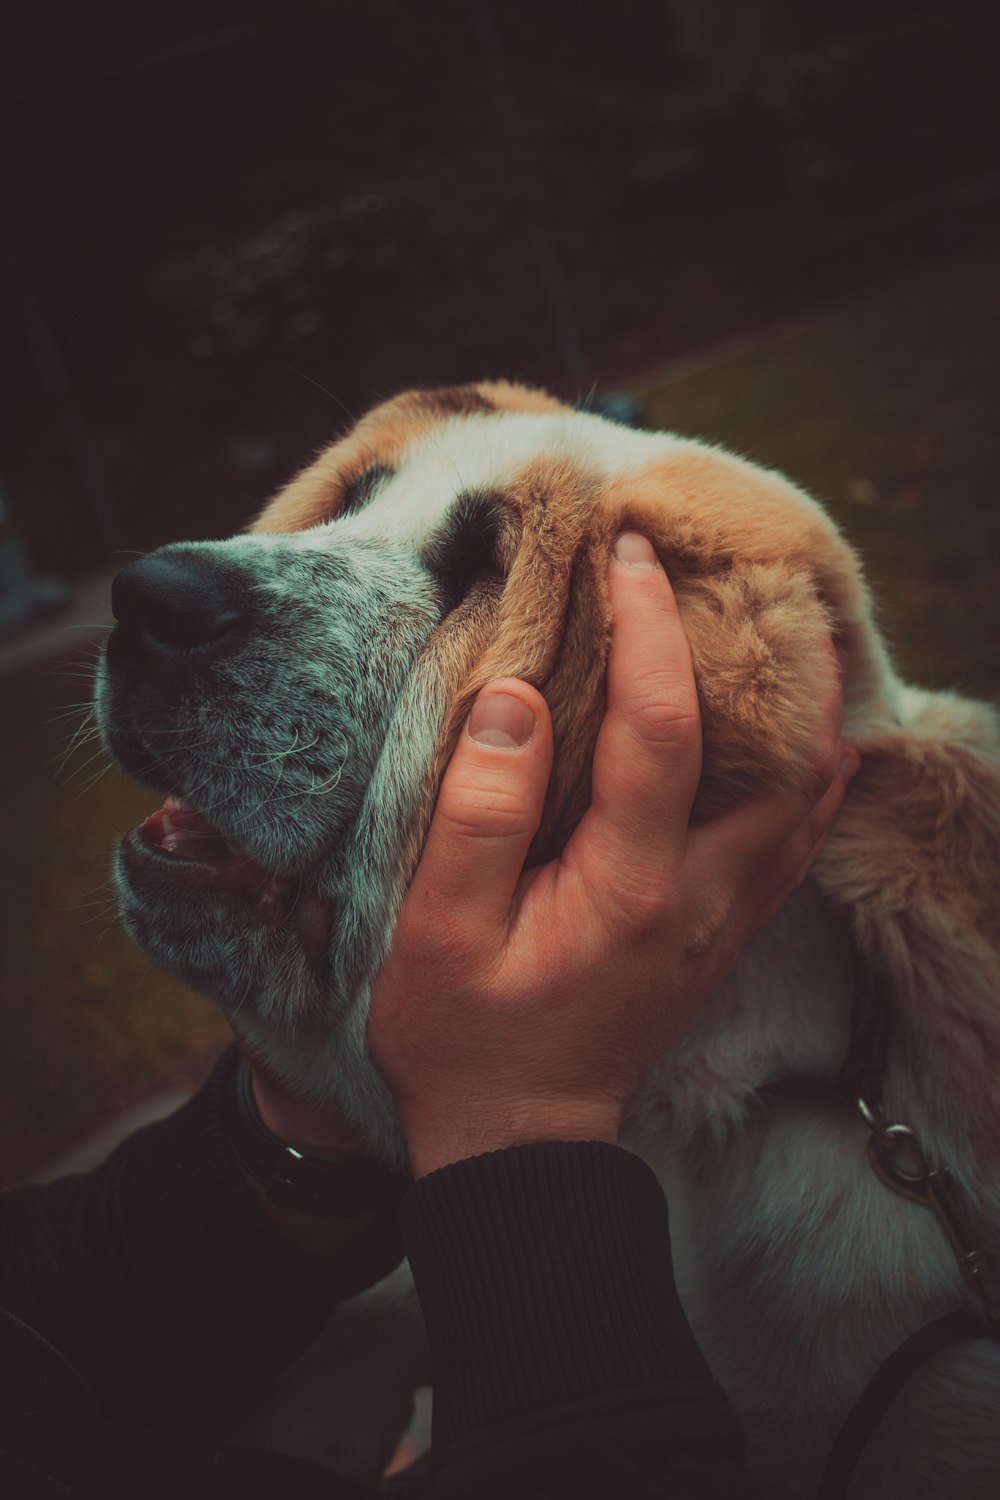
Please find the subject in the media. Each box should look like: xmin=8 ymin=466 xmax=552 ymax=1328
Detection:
xmin=96 ymin=380 xmax=1000 ymax=1497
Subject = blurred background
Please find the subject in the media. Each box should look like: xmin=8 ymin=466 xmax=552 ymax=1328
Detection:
xmin=2 ymin=0 xmax=998 ymax=1182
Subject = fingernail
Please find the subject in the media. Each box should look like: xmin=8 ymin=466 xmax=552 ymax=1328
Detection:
xmin=841 ymin=748 xmax=861 ymax=782
xmin=468 ymin=691 xmax=535 ymax=748
xmin=612 ymin=531 xmax=658 ymax=568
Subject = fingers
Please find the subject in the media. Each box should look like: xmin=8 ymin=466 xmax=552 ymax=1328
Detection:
xmin=572 ymin=532 xmax=702 ymax=891
xmin=403 ymin=679 xmax=554 ymax=943
xmin=689 ymin=620 xmax=851 ymax=884
xmin=681 ymin=627 xmax=855 ymax=953
xmin=686 ymin=743 xmax=860 ymax=950
xmin=741 ymin=768 xmax=852 ymax=941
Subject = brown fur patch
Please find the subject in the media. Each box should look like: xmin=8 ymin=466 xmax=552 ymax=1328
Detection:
xmin=817 ymin=702 xmax=1000 ymax=1135
xmin=254 ymin=385 xmax=494 ymax=534
xmin=597 ymin=450 xmax=892 ymax=813
xmin=404 ymin=384 xmax=497 ymax=418
xmin=474 ymin=379 xmax=570 ymax=416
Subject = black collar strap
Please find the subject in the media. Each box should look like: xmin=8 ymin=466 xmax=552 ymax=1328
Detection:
xmin=831 ymin=953 xmax=890 ymax=1108
xmin=760 ymin=949 xmax=892 ymax=1109
xmin=221 ymin=1051 xmax=409 ymax=1217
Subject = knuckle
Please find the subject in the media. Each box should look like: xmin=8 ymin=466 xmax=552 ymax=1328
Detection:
xmin=628 ymin=686 xmax=701 ymax=750
xmin=624 ymin=894 xmax=669 ymax=940
xmin=601 ymin=877 xmax=680 ymax=942
xmin=438 ymin=777 xmax=536 ymax=841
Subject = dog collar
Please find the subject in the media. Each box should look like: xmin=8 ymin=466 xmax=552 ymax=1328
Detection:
xmin=222 ymin=1052 xmax=409 ymax=1217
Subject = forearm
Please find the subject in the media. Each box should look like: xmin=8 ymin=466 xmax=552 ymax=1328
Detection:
xmin=0 ymin=1050 xmax=402 ymax=1436
xmin=403 ymin=1141 xmax=759 ymax=1498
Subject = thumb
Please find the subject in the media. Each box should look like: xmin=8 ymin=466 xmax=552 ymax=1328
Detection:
xmin=406 ymin=679 xmax=553 ymax=939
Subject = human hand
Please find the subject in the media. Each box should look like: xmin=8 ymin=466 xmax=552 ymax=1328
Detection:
xmin=368 ymin=532 xmax=859 ymax=1178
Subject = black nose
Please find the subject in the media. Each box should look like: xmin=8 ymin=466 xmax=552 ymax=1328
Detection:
xmin=111 ymin=550 xmax=244 ymax=654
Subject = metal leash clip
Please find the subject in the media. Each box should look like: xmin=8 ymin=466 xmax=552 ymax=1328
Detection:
xmin=858 ymin=1097 xmax=1000 ymax=1335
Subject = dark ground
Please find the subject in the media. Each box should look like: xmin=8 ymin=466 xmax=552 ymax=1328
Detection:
xmin=1 ymin=0 xmax=998 ymax=1177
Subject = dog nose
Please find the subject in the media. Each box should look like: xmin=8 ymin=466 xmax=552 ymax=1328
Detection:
xmin=111 ymin=551 xmax=244 ymax=653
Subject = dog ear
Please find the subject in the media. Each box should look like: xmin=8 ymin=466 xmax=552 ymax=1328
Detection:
xmin=421 ymin=489 xmax=522 ymax=612
xmin=516 ymin=531 xmax=845 ymax=866
xmin=584 ymin=446 xmax=898 ymax=822
xmin=816 ymin=692 xmax=1000 ymax=1136
xmin=416 ymin=439 xmax=900 ymax=869
xmin=522 ymin=443 xmax=900 ymax=861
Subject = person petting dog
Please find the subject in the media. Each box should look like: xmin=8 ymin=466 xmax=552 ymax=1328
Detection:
xmin=0 ymin=533 xmax=857 ymax=1498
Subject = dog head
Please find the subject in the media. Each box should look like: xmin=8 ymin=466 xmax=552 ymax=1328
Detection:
xmin=96 ymin=380 xmax=893 ymax=1153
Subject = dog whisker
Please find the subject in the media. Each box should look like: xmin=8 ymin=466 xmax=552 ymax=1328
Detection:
xmin=72 ymin=762 xmax=115 ymax=799
xmin=59 ymin=741 xmax=113 ymax=785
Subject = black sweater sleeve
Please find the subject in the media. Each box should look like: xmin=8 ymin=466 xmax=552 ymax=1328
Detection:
xmin=0 ymin=1053 xmax=403 ymax=1438
xmin=1 ymin=1078 xmax=757 ymax=1499
xmin=401 ymin=1141 xmax=758 ymax=1498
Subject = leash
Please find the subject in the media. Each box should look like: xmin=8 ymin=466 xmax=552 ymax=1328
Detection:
xmin=816 ymin=1309 xmax=985 ymax=1500
xmin=760 ymin=955 xmax=1000 ymax=1499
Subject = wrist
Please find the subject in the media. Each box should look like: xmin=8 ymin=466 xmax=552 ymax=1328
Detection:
xmin=403 ymin=1098 xmax=622 ymax=1180
xmin=223 ymin=1053 xmax=408 ymax=1253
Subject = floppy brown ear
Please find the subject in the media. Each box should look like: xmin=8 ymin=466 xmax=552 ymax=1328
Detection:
xmin=418 ymin=540 xmax=844 ymax=876
xmin=592 ymin=448 xmax=902 ymax=820
xmin=509 ymin=523 xmax=843 ymax=866
xmin=514 ymin=446 xmax=887 ymax=860
xmin=416 ymin=438 xmax=897 ymax=866
xmin=815 ymin=693 xmax=1000 ymax=1136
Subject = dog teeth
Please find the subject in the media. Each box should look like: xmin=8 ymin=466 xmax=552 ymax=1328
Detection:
xmin=160 ymin=812 xmax=189 ymax=855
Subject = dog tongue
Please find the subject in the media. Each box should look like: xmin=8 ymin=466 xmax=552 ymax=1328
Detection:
xmin=141 ymin=797 xmax=245 ymax=863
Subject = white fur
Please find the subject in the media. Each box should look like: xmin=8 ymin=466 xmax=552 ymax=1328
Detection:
xmin=334 ymin=411 xmax=685 ymax=547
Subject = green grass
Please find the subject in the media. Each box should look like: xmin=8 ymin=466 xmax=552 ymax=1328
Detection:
xmin=3 ymin=239 xmax=997 ymax=1182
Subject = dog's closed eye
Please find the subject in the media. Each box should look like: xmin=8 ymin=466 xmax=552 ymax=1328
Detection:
xmin=423 ymin=489 xmax=514 ymax=611
xmin=339 ymin=464 xmax=396 ymax=517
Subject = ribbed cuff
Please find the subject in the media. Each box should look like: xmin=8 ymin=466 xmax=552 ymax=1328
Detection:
xmin=401 ymin=1140 xmax=716 ymax=1449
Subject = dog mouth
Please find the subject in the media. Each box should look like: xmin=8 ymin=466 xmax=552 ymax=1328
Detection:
xmin=138 ymin=796 xmax=272 ymax=887
xmin=125 ymin=796 xmax=333 ymax=971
